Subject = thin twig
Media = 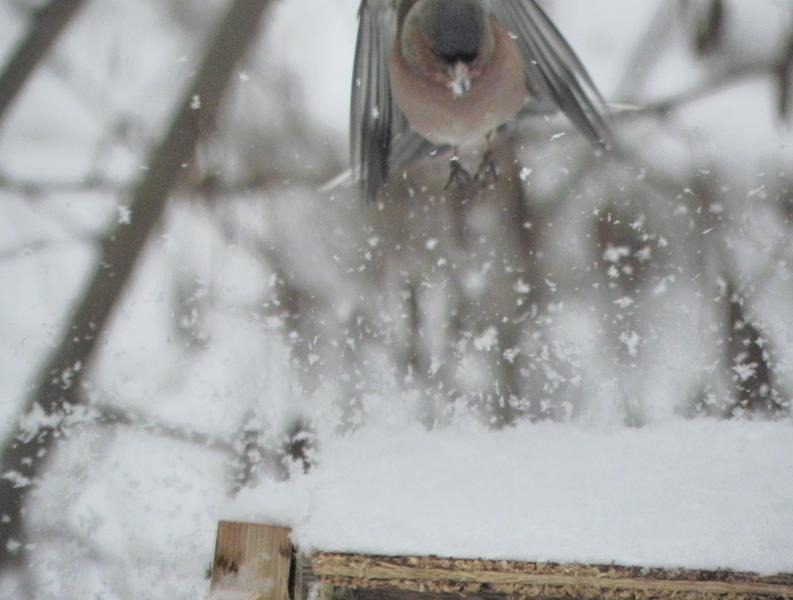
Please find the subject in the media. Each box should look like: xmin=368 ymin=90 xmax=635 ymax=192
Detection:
xmin=91 ymin=401 xmax=236 ymax=456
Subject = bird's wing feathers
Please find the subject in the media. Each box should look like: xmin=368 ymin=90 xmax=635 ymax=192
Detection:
xmin=351 ymin=0 xmax=402 ymax=202
xmin=487 ymin=0 xmax=612 ymax=149
xmin=390 ymin=130 xmax=448 ymax=174
xmin=350 ymin=0 xmax=611 ymax=202
xmin=352 ymin=0 xmax=446 ymax=202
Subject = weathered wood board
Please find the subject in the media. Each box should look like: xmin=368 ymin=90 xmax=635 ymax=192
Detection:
xmin=210 ymin=521 xmax=292 ymax=600
xmin=209 ymin=522 xmax=793 ymax=600
xmin=308 ymin=553 xmax=793 ymax=600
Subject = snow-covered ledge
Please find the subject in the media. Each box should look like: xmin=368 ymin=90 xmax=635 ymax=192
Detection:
xmin=213 ymin=420 xmax=793 ymax=598
xmin=208 ymin=522 xmax=793 ymax=600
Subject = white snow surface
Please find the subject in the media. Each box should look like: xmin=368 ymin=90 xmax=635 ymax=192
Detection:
xmin=231 ymin=419 xmax=793 ymax=575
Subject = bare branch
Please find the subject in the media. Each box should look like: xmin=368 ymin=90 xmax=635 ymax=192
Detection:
xmin=0 ymin=0 xmax=90 ymax=130
xmin=91 ymin=401 xmax=237 ymax=456
xmin=0 ymin=0 xmax=275 ymax=573
xmin=613 ymin=1 xmax=678 ymax=100
xmin=616 ymin=63 xmax=770 ymax=121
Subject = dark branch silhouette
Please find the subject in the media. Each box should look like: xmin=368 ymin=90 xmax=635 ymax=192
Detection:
xmin=0 ymin=0 xmax=89 ymax=129
xmin=0 ymin=0 xmax=274 ymax=573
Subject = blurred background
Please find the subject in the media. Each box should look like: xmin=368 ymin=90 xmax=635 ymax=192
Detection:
xmin=0 ymin=0 xmax=792 ymax=597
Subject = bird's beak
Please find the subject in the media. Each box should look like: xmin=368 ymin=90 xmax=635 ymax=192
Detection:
xmin=448 ymin=62 xmax=472 ymax=98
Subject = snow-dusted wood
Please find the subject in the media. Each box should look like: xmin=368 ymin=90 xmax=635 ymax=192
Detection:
xmin=209 ymin=522 xmax=793 ymax=599
xmin=308 ymin=552 xmax=793 ymax=600
xmin=210 ymin=522 xmax=292 ymax=600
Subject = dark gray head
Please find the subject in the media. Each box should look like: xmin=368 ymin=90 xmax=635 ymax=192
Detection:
xmin=424 ymin=0 xmax=485 ymax=65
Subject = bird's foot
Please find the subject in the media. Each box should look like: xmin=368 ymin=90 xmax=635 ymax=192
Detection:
xmin=474 ymin=152 xmax=498 ymax=187
xmin=444 ymin=156 xmax=474 ymax=190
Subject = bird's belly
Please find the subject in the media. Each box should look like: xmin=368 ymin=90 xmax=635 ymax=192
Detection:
xmin=389 ymin=31 xmax=527 ymax=147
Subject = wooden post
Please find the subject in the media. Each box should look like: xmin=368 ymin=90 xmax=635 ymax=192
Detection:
xmin=210 ymin=521 xmax=292 ymax=600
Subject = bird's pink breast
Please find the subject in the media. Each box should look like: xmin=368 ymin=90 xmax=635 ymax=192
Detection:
xmin=389 ymin=20 xmax=528 ymax=148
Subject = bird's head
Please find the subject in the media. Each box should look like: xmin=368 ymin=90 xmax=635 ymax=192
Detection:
xmin=399 ymin=0 xmax=496 ymax=99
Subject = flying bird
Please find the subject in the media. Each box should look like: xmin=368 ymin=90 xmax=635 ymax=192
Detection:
xmin=350 ymin=0 xmax=612 ymax=202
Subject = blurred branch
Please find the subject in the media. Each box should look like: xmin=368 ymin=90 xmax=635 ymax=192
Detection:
xmin=720 ymin=277 xmax=784 ymax=417
xmin=518 ymin=50 xmax=769 ymax=220
xmin=92 ymin=402 xmax=236 ymax=455
xmin=741 ymin=237 xmax=792 ymax=303
xmin=0 ymin=0 xmax=90 ymax=130
xmin=4 ymin=1 xmax=148 ymax=137
xmin=0 ymin=170 xmax=334 ymax=200
xmin=778 ymin=31 xmax=793 ymax=119
xmin=0 ymin=0 xmax=275 ymax=574
xmin=619 ymin=63 xmax=771 ymax=120
xmin=614 ymin=1 xmax=677 ymax=100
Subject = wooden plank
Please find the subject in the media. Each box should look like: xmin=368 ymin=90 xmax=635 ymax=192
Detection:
xmin=311 ymin=553 xmax=793 ymax=600
xmin=209 ymin=522 xmax=793 ymax=600
xmin=210 ymin=521 xmax=292 ymax=600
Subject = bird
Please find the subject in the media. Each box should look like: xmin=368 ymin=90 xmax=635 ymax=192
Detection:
xmin=350 ymin=0 xmax=613 ymax=203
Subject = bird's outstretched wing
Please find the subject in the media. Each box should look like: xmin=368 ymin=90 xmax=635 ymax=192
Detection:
xmin=488 ymin=0 xmax=613 ymax=149
xmin=351 ymin=1 xmax=397 ymax=202
xmin=351 ymin=0 xmax=443 ymax=202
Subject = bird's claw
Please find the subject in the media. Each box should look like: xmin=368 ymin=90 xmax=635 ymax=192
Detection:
xmin=444 ymin=157 xmax=474 ymax=190
xmin=474 ymin=153 xmax=498 ymax=187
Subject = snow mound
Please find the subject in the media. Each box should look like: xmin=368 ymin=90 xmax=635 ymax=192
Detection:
xmin=230 ymin=420 xmax=793 ymax=574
